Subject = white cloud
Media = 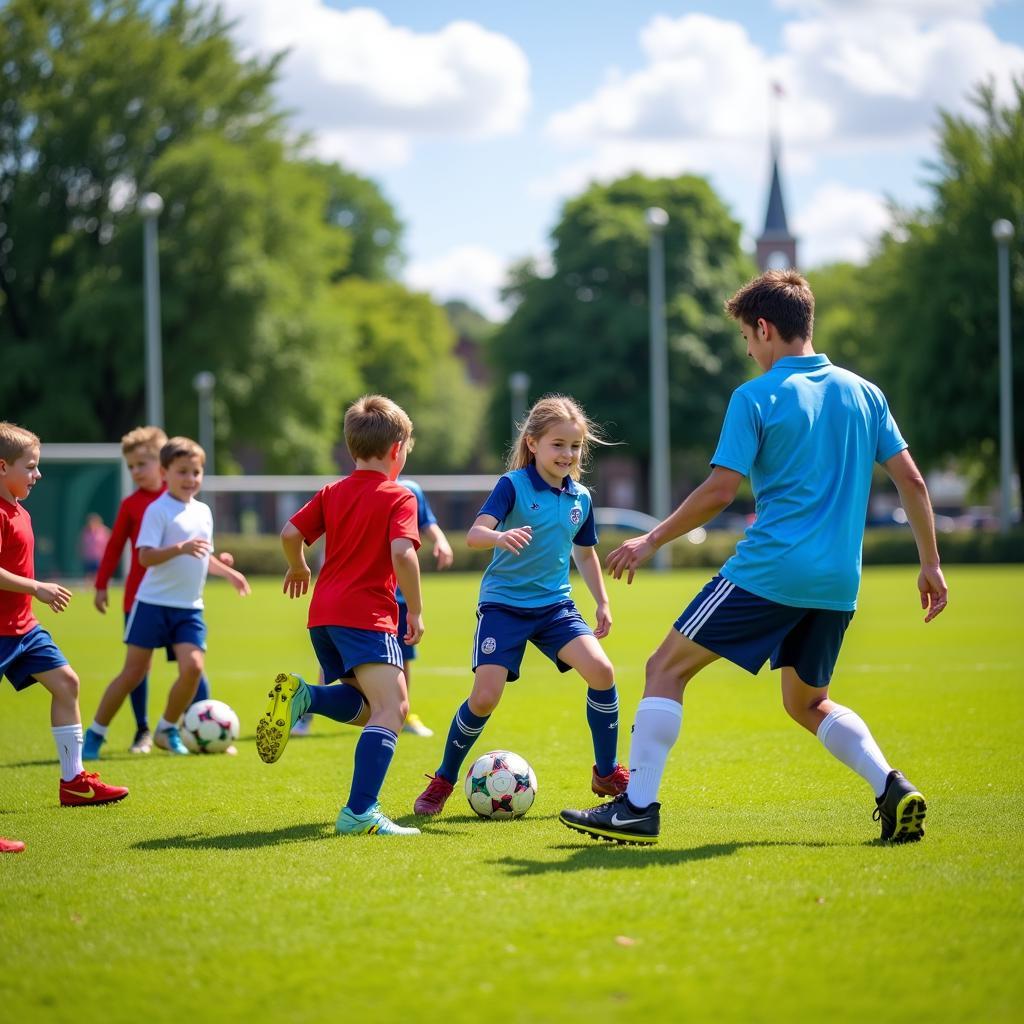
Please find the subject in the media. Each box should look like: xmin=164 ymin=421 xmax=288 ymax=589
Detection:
xmin=405 ymin=245 xmax=511 ymax=321
xmin=221 ymin=1 xmax=530 ymax=169
xmin=793 ymin=182 xmax=893 ymax=265
xmin=774 ymin=0 xmax=995 ymax=18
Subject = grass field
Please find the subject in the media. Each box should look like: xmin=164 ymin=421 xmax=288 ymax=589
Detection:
xmin=1 ymin=566 xmax=1022 ymax=1024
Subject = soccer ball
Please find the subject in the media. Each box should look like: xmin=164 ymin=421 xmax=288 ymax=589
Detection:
xmin=464 ymin=750 xmax=537 ymax=819
xmin=179 ymin=699 xmax=240 ymax=754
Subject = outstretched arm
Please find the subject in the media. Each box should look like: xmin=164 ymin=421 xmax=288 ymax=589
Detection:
xmin=883 ymin=449 xmax=948 ymax=622
xmin=423 ymin=522 xmax=454 ymax=570
xmin=209 ymin=554 xmax=251 ymax=596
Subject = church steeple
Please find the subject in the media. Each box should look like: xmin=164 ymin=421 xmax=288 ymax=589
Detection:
xmin=756 ymin=103 xmax=798 ymax=271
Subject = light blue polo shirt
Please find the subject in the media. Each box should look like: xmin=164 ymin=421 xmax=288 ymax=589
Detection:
xmin=712 ymin=354 xmax=906 ymax=611
xmin=477 ymin=465 xmax=597 ymax=609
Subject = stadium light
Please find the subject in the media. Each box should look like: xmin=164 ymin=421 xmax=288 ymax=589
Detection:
xmin=193 ymin=371 xmax=216 ymax=473
xmin=646 ymin=207 xmax=671 ymax=570
xmin=992 ymin=218 xmax=1016 ymax=533
xmin=139 ymin=192 xmax=164 ymax=428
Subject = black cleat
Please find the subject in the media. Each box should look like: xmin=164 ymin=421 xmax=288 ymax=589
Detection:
xmin=559 ymin=794 xmax=660 ymax=846
xmin=873 ymin=769 xmax=927 ymax=843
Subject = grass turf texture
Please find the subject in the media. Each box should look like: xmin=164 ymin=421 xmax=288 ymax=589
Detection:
xmin=1 ymin=566 xmax=1021 ymax=1023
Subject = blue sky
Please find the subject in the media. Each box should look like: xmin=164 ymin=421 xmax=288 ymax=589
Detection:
xmin=221 ymin=1 xmax=1024 ymax=318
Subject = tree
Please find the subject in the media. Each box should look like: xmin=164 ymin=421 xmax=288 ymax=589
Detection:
xmin=489 ymin=174 xmax=755 ymax=495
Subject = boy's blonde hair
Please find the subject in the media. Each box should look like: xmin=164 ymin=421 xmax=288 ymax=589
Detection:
xmin=160 ymin=436 xmax=206 ymax=469
xmin=344 ymin=395 xmax=414 ymax=461
xmin=122 ymin=425 xmax=168 ymax=457
xmin=508 ymin=394 xmax=605 ymax=481
xmin=0 ymin=422 xmax=41 ymax=463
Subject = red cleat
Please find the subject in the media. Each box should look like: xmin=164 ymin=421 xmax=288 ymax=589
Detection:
xmin=592 ymin=762 xmax=630 ymax=797
xmin=59 ymin=770 xmax=129 ymax=807
xmin=1 ymin=836 xmax=26 ymax=853
xmin=413 ymin=773 xmax=454 ymax=816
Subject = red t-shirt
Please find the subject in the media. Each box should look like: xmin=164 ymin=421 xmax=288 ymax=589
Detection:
xmin=94 ymin=485 xmax=167 ymax=612
xmin=290 ymin=471 xmax=419 ymax=632
xmin=0 ymin=497 xmax=39 ymax=636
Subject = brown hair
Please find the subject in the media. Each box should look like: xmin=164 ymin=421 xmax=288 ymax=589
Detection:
xmin=121 ymin=425 xmax=168 ymax=457
xmin=160 ymin=436 xmax=206 ymax=469
xmin=725 ymin=269 xmax=815 ymax=342
xmin=0 ymin=422 xmax=40 ymax=463
xmin=344 ymin=395 xmax=414 ymax=461
xmin=508 ymin=394 xmax=606 ymax=481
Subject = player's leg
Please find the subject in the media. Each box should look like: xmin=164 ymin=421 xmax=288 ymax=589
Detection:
xmin=336 ymin=662 xmax=419 ymax=836
xmin=153 ymin=642 xmax=203 ymax=755
xmin=555 ymin=633 xmax=625 ymax=794
xmin=83 ymin=645 xmax=153 ymax=760
xmin=397 ymin=604 xmax=431 ymax=736
xmin=124 ymin=610 xmax=151 ymax=752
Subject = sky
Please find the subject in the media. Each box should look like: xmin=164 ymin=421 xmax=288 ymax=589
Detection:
xmin=219 ymin=0 xmax=1024 ymax=320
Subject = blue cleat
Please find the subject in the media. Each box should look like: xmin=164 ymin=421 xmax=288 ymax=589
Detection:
xmin=153 ymin=724 xmax=189 ymax=755
xmin=336 ymin=803 xmax=421 ymax=836
xmin=256 ymin=672 xmax=311 ymax=764
xmin=82 ymin=728 xmax=105 ymax=762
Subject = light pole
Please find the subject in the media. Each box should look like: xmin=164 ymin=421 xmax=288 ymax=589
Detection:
xmin=993 ymin=218 xmax=1016 ymax=533
xmin=646 ymin=207 xmax=671 ymax=570
xmin=509 ymin=371 xmax=530 ymax=438
xmin=193 ymin=371 xmax=216 ymax=472
xmin=139 ymin=192 xmax=164 ymax=428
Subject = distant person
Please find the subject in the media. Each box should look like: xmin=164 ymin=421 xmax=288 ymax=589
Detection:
xmin=258 ymin=395 xmax=424 ymax=837
xmin=413 ymin=394 xmax=627 ymax=818
xmin=79 ymin=513 xmax=110 ymax=576
xmin=560 ymin=270 xmax=947 ymax=847
xmin=0 ymin=422 xmax=128 ymax=825
xmin=83 ymin=437 xmax=250 ymax=758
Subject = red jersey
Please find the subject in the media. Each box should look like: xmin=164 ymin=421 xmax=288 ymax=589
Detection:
xmin=291 ymin=470 xmax=419 ymax=632
xmin=94 ymin=485 xmax=167 ymax=612
xmin=0 ymin=497 xmax=39 ymax=636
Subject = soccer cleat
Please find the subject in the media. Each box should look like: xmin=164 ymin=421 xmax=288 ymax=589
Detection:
xmin=256 ymin=672 xmax=311 ymax=764
xmin=401 ymin=712 xmax=434 ymax=737
xmin=873 ymin=769 xmax=927 ymax=843
xmin=129 ymin=727 xmax=152 ymax=754
xmin=153 ymin=724 xmax=189 ymax=755
xmin=559 ymin=793 xmax=660 ymax=846
xmin=59 ymin=771 xmax=129 ymax=807
xmin=591 ymin=762 xmax=630 ymax=797
xmin=291 ymin=713 xmax=313 ymax=737
xmin=82 ymin=728 xmax=105 ymax=761
xmin=1 ymin=836 xmax=26 ymax=853
xmin=413 ymin=773 xmax=454 ymax=816
xmin=336 ymin=803 xmax=421 ymax=836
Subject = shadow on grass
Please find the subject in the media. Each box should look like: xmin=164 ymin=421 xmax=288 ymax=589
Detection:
xmin=132 ymin=821 xmax=335 ymax=851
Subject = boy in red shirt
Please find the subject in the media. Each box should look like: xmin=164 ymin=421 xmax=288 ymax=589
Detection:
xmin=0 ymin=422 xmax=128 ymax=849
xmin=256 ymin=395 xmax=424 ymax=836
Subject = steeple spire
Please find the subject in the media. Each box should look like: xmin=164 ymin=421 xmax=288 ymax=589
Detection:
xmin=756 ymin=85 xmax=798 ymax=271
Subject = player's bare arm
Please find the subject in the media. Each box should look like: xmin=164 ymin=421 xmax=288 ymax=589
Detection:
xmin=209 ymin=554 xmax=251 ymax=596
xmin=424 ymin=522 xmax=454 ymax=569
xmin=279 ymin=521 xmax=311 ymax=599
xmin=467 ymin=514 xmax=532 ymax=554
xmin=0 ymin=568 xmax=72 ymax=612
xmin=572 ymin=544 xmax=612 ymax=639
xmin=138 ymin=537 xmax=211 ymax=566
xmin=391 ymin=538 xmax=423 ymax=644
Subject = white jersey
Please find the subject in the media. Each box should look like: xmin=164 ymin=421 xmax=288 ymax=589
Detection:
xmin=134 ymin=493 xmax=214 ymax=610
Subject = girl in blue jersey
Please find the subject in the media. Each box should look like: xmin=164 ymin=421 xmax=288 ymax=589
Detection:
xmin=413 ymin=395 xmax=627 ymax=816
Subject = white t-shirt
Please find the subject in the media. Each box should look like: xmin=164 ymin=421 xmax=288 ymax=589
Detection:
xmin=134 ymin=493 xmax=214 ymax=609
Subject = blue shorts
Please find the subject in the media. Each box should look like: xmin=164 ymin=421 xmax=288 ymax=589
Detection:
xmin=397 ymin=603 xmax=416 ymax=662
xmin=309 ymin=625 xmax=404 ymax=683
xmin=0 ymin=625 xmax=69 ymax=691
xmin=674 ymin=575 xmax=853 ymax=687
xmin=124 ymin=609 xmax=175 ymax=662
xmin=124 ymin=601 xmax=207 ymax=652
xmin=472 ymin=600 xmax=593 ymax=682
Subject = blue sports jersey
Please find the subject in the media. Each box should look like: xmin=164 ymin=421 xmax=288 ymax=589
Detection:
xmin=712 ymin=354 xmax=906 ymax=611
xmin=394 ymin=478 xmax=438 ymax=606
xmin=477 ymin=464 xmax=597 ymax=609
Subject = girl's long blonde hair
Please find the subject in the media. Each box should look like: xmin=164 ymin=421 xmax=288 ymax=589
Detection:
xmin=507 ymin=394 xmax=607 ymax=481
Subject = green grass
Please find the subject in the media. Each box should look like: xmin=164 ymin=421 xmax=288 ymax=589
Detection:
xmin=2 ymin=566 xmax=1022 ymax=1023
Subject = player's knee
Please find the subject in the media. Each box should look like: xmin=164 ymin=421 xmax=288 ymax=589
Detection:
xmin=57 ymin=667 xmax=80 ymax=701
xmin=585 ymin=658 xmax=615 ymax=689
xmin=470 ymin=685 xmax=501 ymax=716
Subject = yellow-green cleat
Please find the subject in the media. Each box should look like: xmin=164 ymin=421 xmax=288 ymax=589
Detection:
xmin=336 ymin=803 xmax=421 ymax=836
xmin=256 ymin=672 xmax=310 ymax=764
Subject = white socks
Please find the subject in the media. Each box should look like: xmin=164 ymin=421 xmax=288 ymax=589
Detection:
xmin=89 ymin=720 xmax=109 ymax=738
xmin=625 ymin=697 xmax=683 ymax=809
xmin=816 ymin=705 xmax=892 ymax=797
xmin=156 ymin=717 xmax=175 ymax=733
xmin=52 ymin=724 xmax=84 ymax=782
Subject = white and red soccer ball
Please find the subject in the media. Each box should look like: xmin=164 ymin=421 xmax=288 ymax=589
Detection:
xmin=464 ymin=749 xmax=537 ymax=819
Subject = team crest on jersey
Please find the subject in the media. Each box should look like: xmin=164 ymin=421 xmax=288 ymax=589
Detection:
xmin=569 ymin=506 xmax=583 ymax=525
xmin=481 ymin=637 xmax=497 ymax=655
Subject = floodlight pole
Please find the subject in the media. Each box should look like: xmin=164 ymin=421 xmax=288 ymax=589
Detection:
xmin=193 ymin=371 xmax=216 ymax=472
xmin=140 ymin=192 xmax=165 ymax=428
xmin=646 ymin=207 xmax=671 ymax=570
xmin=509 ymin=371 xmax=530 ymax=438
xmin=993 ymin=218 xmax=1016 ymax=534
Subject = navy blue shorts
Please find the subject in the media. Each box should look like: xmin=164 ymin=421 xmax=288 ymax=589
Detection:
xmin=124 ymin=609 xmax=175 ymax=662
xmin=309 ymin=625 xmax=404 ymax=683
xmin=397 ymin=603 xmax=416 ymax=663
xmin=472 ymin=600 xmax=593 ymax=682
xmin=0 ymin=625 xmax=69 ymax=691
xmin=124 ymin=601 xmax=207 ymax=651
xmin=674 ymin=575 xmax=854 ymax=687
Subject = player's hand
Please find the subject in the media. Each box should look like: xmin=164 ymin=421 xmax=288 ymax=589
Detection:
xmin=230 ymin=571 xmax=251 ymax=597
xmin=94 ymin=588 xmax=109 ymax=614
xmin=605 ymin=534 xmax=657 ymax=584
xmin=495 ymin=526 xmax=532 ymax=555
xmin=180 ymin=537 xmax=211 ymax=559
xmin=433 ymin=537 xmax=454 ymax=570
xmin=404 ymin=611 xmax=424 ymax=645
xmin=918 ymin=564 xmax=948 ymax=622
xmin=282 ymin=566 xmax=311 ymax=599
xmin=593 ymin=601 xmax=612 ymax=639
xmin=216 ymin=551 xmax=235 ymax=567
xmin=36 ymin=582 xmax=72 ymax=613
